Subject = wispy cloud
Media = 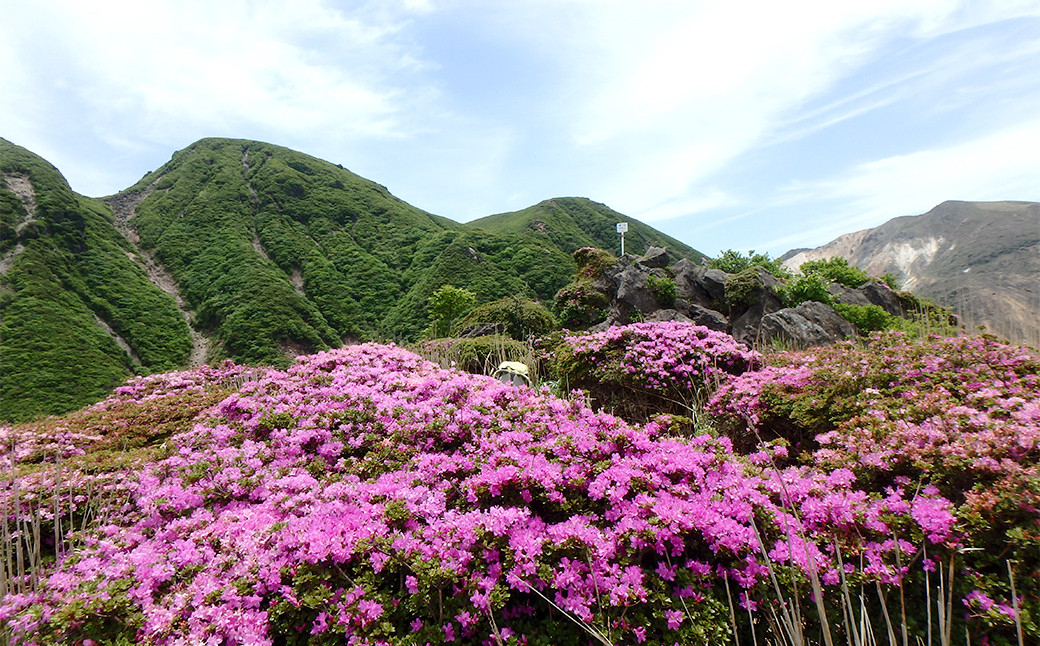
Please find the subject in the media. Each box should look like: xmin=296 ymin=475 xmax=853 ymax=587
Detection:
xmin=0 ymin=0 xmax=1038 ymax=252
xmin=758 ymin=118 xmax=1040 ymax=251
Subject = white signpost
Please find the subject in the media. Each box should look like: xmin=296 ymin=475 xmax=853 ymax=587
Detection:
xmin=616 ymin=222 xmax=628 ymax=256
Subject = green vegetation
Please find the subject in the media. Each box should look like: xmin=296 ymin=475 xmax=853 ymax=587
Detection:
xmin=646 ymin=273 xmax=677 ymax=307
xmin=723 ymin=267 xmax=780 ymax=312
xmin=833 ymin=302 xmax=894 ymax=334
xmin=783 ymin=273 xmax=834 ymax=307
xmin=893 ymin=290 xmax=963 ymax=337
xmin=707 ymin=248 xmax=789 ymax=278
xmin=0 ymin=138 xmax=191 ymax=422
xmin=553 ymin=281 xmax=608 ymax=329
xmin=572 ymin=245 xmax=617 ymax=279
xmin=412 ymin=334 xmax=535 ymax=376
xmin=799 ymin=256 xmax=870 ymax=288
xmin=426 ymin=284 xmax=476 ymax=338
xmin=132 ymin=139 xmax=582 ymax=348
xmin=469 ymin=197 xmax=706 ymax=262
xmin=453 ymin=295 xmax=556 ymax=340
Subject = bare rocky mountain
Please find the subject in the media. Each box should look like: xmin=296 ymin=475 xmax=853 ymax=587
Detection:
xmin=782 ymin=201 xmax=1039 ymax=345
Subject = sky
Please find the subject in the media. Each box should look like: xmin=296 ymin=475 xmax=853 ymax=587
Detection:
xmin=2 ymin=0 xmax=1039 ymax=257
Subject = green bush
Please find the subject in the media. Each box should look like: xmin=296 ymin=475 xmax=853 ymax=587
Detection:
xmin=646 ymin=273 xmax=677 ymax=307
xmin=708 ymin=249 xmax=789 ymax=278
xmin=453 ymin=295 xmax=555 ymax=340
xmin=892 ymin=291 xmax=963 ymax=337
xmin=412 ymin=334 xmax=533 ymax=376
xmin=723 ymin=267 xmax=779 ymax=312
xmin=833 ymin=303 xmax=893 ymax=334
xmin=783 ymin=274 xmax=834 ymax=307
xmin=426 ymin=284 xmax=476 ymax=338
xmin=878 ymin=272 xmax=902 ymax=290
xmin=572 ymin=246 xmax=616 ymax=279
xmin=553 ymin=280 xmax=608 ymax=329
xmin=799 ymin=256 xmax=870 ymax=288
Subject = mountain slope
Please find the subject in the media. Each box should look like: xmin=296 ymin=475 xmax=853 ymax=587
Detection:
xmin=783 ymin=201 xmax=1040 ymax=345
xmin=2 ymin=137 xmax=708 ymax=421
xmin=0 ymin=138 xmax=192 ymax=421
xmin=120 ymin=138 xmax=592 ymax=356
xmin=469 ymin=197 xmax=705 ymax=261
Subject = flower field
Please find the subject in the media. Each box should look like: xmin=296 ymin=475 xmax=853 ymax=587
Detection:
xmin=1 ymin=323 xmax=1037 ymax=645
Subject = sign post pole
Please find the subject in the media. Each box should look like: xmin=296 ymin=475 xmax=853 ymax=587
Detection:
xmin=616 ymin=222 xmax=628 ymax=256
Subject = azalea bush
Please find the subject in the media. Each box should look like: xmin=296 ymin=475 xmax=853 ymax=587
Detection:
xmin=550 ymin=321 xmax=761 ymax=422
xmin=709 ymin=331 xmax=1040 ymax=641
xmin=1 ymin=324 xmax=1036 ymax=645
xmin=1 ymin=339 xmax=970 ymax=645
xmin=552 ymin=281 xmax=607 ymax=329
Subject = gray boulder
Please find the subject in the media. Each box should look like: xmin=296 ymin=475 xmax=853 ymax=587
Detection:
xmin=673 ymin=261 xmax=728 ymax=307
xmin=639 ymin=246 xmax=671 ymax=269
xmin=683 ymin=303 xmax=729 ymax=331
xmin=757 ymin=301 xmax=858 ymax=348
xmin=615 ymin=264 xmax=658 ymax=313
xmin=830 ymin=281 xmax=905 ymax=316
xmin=646 ymin=309 xmax=693 ymax=323
xmin=728 ymin=267 xmax=787 ymax=344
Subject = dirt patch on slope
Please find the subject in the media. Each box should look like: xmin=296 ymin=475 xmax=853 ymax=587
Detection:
xmin=106 ymin=184 xmax=212 ymax=366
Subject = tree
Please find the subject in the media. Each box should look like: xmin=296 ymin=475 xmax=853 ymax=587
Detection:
xmin=707 ymin=249 xmax=789 ymax=278
xmin=427 ymin=284 xmax=476 ymax=338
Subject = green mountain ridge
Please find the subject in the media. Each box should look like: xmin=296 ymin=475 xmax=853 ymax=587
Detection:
xmin=470 ymin=197 xmax=703 ymax=262
xmin=0 ymin=136 xmax=704 ymax=421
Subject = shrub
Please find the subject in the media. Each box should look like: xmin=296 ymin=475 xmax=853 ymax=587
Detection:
xmin=799 ymin=256 xmax=870 ymax=288
xmin=783 ymin=274 xmax=834 ymax=307
xmin=723 ymin=267 xmax=779 ymax=312
xmin=878 ymin=272 xmax=901 ymax=290
xmin=3 ymin=342 xmax=979 ymax=645
xmin=707 ymin=249 xmax=789 ymax=278
xmin=893 ymin=291 xmax=962 ymax=338
xmin=553 ymin=281 xmax=607 ymax=329
xmin=426 ymin=284 xmax=476 ymax=338
xmin=646 ymin=273 xmax=677 ymax=307
xmin=412 ymin=334 xmax=533 ymax=376
xmin=453 ymin=295 xmax=555 ymax=340
xmin=707 ymin=332 xmax=1040 ymax=641
xmin=549 ymin=320 xmax=761 ymax=422
xmin=571 ymin=246 xmax=616 ymax=279
xmin=833 ymin=303 xmax=893 ymax=334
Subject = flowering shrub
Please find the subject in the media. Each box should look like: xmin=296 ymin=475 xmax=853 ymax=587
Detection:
xmin=709 ymin=331 xmax=1040 ymax=640
xmin=551 ymin=321 xmax=761 ymax=421
xmin=571 ymin=246 xmax=616 ymax=280
xmin=553 ymin=281 xmax=608 ymax=329
xmin=0 ymin=340 xmax=968 ymax=645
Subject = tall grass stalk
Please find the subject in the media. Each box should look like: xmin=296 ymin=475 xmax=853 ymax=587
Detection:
xmin=516 ymin=579 xmax=613 ymax=646
xmin=725 ymin=571 xmax=743 ymax=646
xmin=1007 ymin=561 xmax=1024 ymax=646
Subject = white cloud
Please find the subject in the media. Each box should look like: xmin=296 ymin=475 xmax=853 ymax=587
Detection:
xmin=556 ymin=1 xmax=1040 ymax=213
xmin=761 ymin=119 xmax=1040 ymax=249
xmin=4 ymin=0 xmax=427 ymax=147
xmin=2 ymin=0 xmax=1039 ymax=230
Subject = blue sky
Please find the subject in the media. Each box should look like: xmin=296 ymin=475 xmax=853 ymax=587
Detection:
xmin=2 ymin=0 xmax=1039 ymax=256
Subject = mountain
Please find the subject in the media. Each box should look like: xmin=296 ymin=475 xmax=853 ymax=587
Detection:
xmin=782 ymin=201 xmax=1040 ymax=345
xmin=469 ymin=197 xmax=704 ymax=262
xmin=0 ymin=139 xmax=192 ymax=420
xmin=0 ymin=137 xmax=704 ymax=421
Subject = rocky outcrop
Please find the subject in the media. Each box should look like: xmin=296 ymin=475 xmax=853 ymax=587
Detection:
xmin=582 ymin=249 xmax=883 ymax=348
xmin=758 ymin=302 xmax=859 ymax=348
xmin=782 ymin=200 xmax=1040 ymax=345
xmin=830 ymin=281 xmax=905 ymax=317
